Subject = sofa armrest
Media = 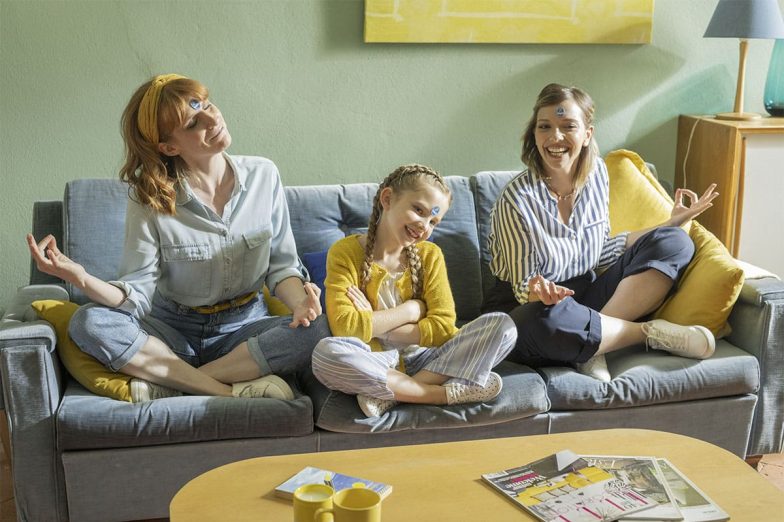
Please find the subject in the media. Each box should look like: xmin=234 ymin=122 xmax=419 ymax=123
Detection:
xmin=0 ymin=285 xmax=70 ymax=521
xmin=727 ymin=276 xmax=784 ymax=455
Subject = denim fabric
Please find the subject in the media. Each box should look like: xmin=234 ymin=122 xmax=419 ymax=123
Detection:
xmin=68 ymin=291 xmax=330 ymax=376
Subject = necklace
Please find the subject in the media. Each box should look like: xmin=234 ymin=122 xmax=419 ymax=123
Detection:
xmin=541 ymin=178 xmax=576 ymax=201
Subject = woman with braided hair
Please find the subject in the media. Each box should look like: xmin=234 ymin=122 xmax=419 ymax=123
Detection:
xmin=312 ymin=164 xmax=517 ymax=417
xmin=27 ymin=74 xmax=330 ymax=402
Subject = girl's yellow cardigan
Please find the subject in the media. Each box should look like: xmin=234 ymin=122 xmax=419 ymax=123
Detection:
xmin=324 ymin=235 xmax=459 ymax=351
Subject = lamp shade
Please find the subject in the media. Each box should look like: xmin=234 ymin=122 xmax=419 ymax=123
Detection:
xmin=704 ymin=0 xmax=784 ymax=39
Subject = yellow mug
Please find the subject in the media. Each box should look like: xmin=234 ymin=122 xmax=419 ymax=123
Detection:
xmin=293 ymin=484 xmax=334 ymax=522
xmin=314 ymin=487 xmax=381 ymax=522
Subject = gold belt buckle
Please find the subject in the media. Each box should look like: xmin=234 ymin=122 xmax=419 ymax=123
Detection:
xmin=192 ymin=291 xmax=258 ymax=314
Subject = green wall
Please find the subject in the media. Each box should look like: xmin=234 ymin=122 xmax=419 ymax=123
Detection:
xmin=1 ymin=0 xmax=780 ymax=305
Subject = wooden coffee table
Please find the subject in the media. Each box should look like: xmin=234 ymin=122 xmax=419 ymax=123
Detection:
xmin=170 ymin=428 xmax=783 ymax=521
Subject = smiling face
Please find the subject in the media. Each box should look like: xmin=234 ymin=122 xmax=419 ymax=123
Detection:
xmin=534 ymin=100 xmax=593 ymax=178
xmin=379 ymin=183 xmax=450 ymax=248
xmin=157 ymin=98 xmax=232 ymax=161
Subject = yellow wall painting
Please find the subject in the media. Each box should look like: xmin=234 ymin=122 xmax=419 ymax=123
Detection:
xmin=365 ymin=0 xmax=654 ymax=44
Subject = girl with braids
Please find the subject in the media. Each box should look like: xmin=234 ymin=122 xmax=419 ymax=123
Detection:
xmin=27 ymin=74 xmax=329 ymax=402
xmin=312 ymin=164 xmax=517 ymax=418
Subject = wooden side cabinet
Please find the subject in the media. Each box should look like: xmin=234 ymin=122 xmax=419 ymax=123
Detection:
xmin=675 ymin=115 xmax=784 ymax=277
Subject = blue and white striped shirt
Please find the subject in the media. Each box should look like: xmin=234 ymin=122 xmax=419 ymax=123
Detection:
xmin=488 ymin=158 xmax=629 ymax=304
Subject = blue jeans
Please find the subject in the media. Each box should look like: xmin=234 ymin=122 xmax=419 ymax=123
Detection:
xmin=68 ymin=291 xmax=330 ymax=376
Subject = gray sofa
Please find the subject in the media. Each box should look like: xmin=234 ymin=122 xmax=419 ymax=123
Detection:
xmin=1 ymin=170 xmax=783 ymax=522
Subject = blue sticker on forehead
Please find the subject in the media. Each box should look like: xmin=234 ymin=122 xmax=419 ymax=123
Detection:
xmin=189 ymin=99 xmax=201 ymax=110
xmin=556 ymin=106 xmax=565 ymax=117
xmin=431 ymin=206 xmax=440 ymax=216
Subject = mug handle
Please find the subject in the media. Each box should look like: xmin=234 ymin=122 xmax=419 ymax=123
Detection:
xmin=314 ymin=507 xmax=334 ymax=522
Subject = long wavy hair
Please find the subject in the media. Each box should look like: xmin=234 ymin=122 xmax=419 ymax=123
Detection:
xmin=521 ymin=83 xmax=598 ymax=190
xmin=119 ymin=77 xmax=209 ymax=215
xmin=360 ymin=164 xmax=451 ymax=300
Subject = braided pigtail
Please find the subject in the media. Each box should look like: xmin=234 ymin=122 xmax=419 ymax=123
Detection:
xmin=404 ymin=245 xmax=424 ymax=299
xmin=360 ymin=190 xmax=383 ymax=293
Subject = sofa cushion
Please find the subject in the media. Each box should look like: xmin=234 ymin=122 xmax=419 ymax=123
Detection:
xmin=57 ymin=381 xmax=315 ymax=450
xmin=542 ymin=340 xmax=759 ymax=410
xmin=32 ymin=299 xmax=133 ymax=402
xmin=606 ymin=149 xmax=745 ymax=337
xmin=63 ymin=179 xmax=129 ymax=304
xmin=470 ymin=171 xmax=518 ymax=308
xmin=302 ymin=249 xmax=329 ymax=310
xmin=301 ymin=361 xmax=549 ymax=434
xmin=285 ymin=177 xmax=482 ymax=321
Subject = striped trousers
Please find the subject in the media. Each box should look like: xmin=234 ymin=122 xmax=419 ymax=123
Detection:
xmin=312 ymin=312 xmax=516 ymax=400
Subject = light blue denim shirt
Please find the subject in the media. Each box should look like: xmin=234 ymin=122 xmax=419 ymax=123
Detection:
xmin=111 ymin=155 xmax=307 ymax=318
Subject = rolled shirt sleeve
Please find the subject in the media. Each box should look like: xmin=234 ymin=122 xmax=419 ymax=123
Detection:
xmin=110 ymin=199 xmax=161 ymax=318
xmin=265 ymin=166 xmax=308 ymax=295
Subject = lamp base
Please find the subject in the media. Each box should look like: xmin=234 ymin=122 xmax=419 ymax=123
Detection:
xmin=715 ymin=111 xmax=762 ymax=121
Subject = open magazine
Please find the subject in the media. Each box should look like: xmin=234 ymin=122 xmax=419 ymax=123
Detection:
xmin=656 ymin=459 xmax=729 ymax=522
xmin=481 ymin=450 xmax=657 ymax=522
xmin=582 ymin=455 xmax=682 ymax=521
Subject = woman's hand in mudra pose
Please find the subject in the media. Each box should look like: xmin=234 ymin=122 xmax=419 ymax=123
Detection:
xmin=27 ymin=233 xmax=87 ymax=286
xmin=669 ymin=183 xmax=719 ymax=227
xmin=529 ymin=274 xmax=574 ymax=306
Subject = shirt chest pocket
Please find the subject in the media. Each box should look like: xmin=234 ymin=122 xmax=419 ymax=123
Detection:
xmin=161 ymin=243 xmax=213 ymax=298
xmin=583 ymin=218 xmax=607 ymax=230
xmin=242 ymin=227 xmax=273 ymax=282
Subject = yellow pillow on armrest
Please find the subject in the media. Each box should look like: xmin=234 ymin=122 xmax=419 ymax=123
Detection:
xmin=605 ymin=149 xmax=744 ymax=337
xmin=31 ymin=300 xmax=132 ymax=402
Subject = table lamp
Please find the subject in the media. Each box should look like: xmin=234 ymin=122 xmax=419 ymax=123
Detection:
xmin=704 ymin=0 xmax=784 ymax=120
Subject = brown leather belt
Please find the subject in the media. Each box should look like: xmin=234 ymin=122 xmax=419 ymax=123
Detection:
xmin=189 ymin=290 xmax=259 ymax=314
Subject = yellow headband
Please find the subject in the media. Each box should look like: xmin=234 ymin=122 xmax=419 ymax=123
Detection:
xmin=137 ymin=73 xmax=187 ymax=144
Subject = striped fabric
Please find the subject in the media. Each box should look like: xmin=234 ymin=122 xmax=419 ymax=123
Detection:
xmin=488 ymin=158 xmax=629 ymax=304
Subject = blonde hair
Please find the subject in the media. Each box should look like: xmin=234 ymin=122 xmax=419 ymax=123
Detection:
xmin=119 ymin=76 xmax=209 ymax=215
xmin=521 ymin=83 xmax=598 ymax=189
xmin=361 ymin=164 xmax=451 ymax=299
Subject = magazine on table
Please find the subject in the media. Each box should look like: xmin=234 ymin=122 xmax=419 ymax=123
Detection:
xmin=581 ymin=455 xmax=683 ymax=521
xmin=274 ymin=466 xmax=392 ymax=500
xmin=481 ymin=450 xmax=657 ymax=522
xmin=655 ymin=459 xmax=729 ymax=522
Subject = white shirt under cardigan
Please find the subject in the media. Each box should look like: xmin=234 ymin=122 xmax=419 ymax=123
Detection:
xmin=488 ymin=157 xmax=630 ymax=305
xmin=110 ymin=154 xmax=307 ymax=318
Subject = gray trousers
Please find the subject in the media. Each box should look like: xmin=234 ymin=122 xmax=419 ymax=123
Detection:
xmin=68 ymin=291 xmax=331 ymax=377
xmin=311 ymin=312 xmax=516 ymax=400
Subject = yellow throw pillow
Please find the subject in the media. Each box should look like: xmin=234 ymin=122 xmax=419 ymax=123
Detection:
xmin=656 ymin=222 xmax=744 ymax=337
xmin=605 ymin=149 xmax=744 ymax=337
xmin=31 ymin=300 xmax=132 ymax=402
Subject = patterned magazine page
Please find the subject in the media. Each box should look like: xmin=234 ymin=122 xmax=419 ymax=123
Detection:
xmin=656 ymin=459 xmax=729 ymax=522
xmin=274 ymin=466 xmax=392 ymax=500
xmin=482 ymin=450 xmax=657 ymax=522
xmin=582 ymin=455 xmax=683 ymax=521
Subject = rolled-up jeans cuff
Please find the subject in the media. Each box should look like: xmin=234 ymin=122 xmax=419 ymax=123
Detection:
xmin=575 ymin=308 xmax=603 ymax=364
xmin=247 ymin=336 xmax=273 ymax=376
xmin=111 ymin=329 xmax=149 ymax=372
